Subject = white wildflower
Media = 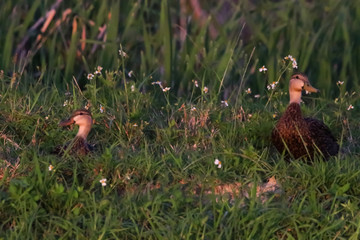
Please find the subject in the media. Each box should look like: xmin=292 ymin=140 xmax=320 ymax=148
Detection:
xmin=87 ymin=73 xmax=94 ymax=80
xmin=259 ymin=65 xmax=267 ymax=73
xmin=162 ymin=87 xmax=171 ymax=92
xmin=100 ymin=104 xmax=105 ymax=113
xmin=84 ymin=102 xmax=91 ymax=110
xmin=118 ymin=49 xmax=128 ymax=57
xmin=95 ymin=66 xmax=103 ymax=75
xmin=292 ymin=61 xmax=298 ymax=69
xmin=267 ymin=81 xmax=279 ymax=90
xmin=48 ymin=165 xmax=54 ymax=171
xmin=347 ymin=105 xmax=354 ymax=111
xmin=151 ymin=81 xmax=162 ymax=86
xmin=284 ymin=55 xmax=298 ymax=69
xmin=214 ymin=159 xmax=222 ymax=168
xmin=128 ymin=70 xmax=133 ymax=78
xmin=284 ymin=55 xmax=293 ymax=61
xmin=221 ymin=100 xmax=229 ymax=107
xmin=99 ymin=178 xmax=107 ymax=187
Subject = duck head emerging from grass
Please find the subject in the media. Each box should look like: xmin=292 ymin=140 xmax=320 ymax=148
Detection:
xmin=272 ymin=73 xmax=339 ymax=160
xmin=59 ymin=109 xmax=93 ymax=156
xmin=288 ymin=73 xmax=319 ymax=103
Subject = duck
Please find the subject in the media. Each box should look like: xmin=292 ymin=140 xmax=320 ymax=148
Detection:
xmin=271 ymin=73 xmax=339 ymax=160
xmin=58 ymin=109 xmax=94 ymax=155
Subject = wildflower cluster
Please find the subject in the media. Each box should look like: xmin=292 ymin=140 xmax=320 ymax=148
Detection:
xmin=267 ymin=81 xmax=279 ymax=90
xmin=284 ymin=55 xmax=298 ymax=69
xmin=151 ymin=81 xmax=171 ymax=92
xmin=334 ymin=81 xmax=355 ymax=111
xmin=87 ymin=66 xmax=103 ymax=80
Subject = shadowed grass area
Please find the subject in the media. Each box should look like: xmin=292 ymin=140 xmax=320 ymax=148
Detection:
xmin=1 ymin=0 xmax=360 ymax=239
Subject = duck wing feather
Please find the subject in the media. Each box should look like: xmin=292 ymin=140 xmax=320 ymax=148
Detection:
xmin=304 ymin=117 xmax=339 ymax=158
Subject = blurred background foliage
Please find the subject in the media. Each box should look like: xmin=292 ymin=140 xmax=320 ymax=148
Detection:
xmin=0 ymin=0 xmax=359 ymax=98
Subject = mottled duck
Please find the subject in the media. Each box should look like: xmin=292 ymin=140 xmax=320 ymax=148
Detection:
xmin=271 ymin=73 xmax=339 ymax=160
xmin=58 ymin=109 xmax=94 ymax=155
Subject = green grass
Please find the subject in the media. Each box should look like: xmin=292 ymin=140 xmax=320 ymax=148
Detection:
xmin=1 ymin=0 xmax=360 ymax=239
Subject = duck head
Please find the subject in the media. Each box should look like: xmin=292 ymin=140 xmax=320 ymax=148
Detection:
xmin=59 ymin=109 xmax=93 ymax=139
xmin=289 ymin=73 xmax=319 ymax=104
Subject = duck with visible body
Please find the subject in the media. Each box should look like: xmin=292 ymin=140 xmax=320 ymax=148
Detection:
xmin=58 ymin=109 xmax=94 ymax=155
xmin=271 ymin=73 xmax=339 ymax=160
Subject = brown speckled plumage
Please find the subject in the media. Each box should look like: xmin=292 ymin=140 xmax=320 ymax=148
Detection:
xmin=58 ymin=136 xmax=93 ymax=156
xmin=272 ymin=103 xmax=338 ymax=159
xmin=272 ymin=73 xmax=339 ymax=160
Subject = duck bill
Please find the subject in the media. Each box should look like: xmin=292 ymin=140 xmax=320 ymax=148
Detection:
xmin=59 ymin=118 xmax=74 ymax=127
xmin=303 ymin=84 xmax=319 ymax=93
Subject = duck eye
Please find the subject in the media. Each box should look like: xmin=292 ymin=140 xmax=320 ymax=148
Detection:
xmin=296 ymin=76 xmax=299 ymax=79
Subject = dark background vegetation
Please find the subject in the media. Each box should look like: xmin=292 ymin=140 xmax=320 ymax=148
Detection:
xmin=1 ymin=0 xmax=360 ymax=95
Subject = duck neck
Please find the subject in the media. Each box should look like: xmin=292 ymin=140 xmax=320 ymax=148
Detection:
xmin=76 ymin=125 xmax=91 ymax=140
xmin=289 ymin=90 xmax=302 ymax=104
